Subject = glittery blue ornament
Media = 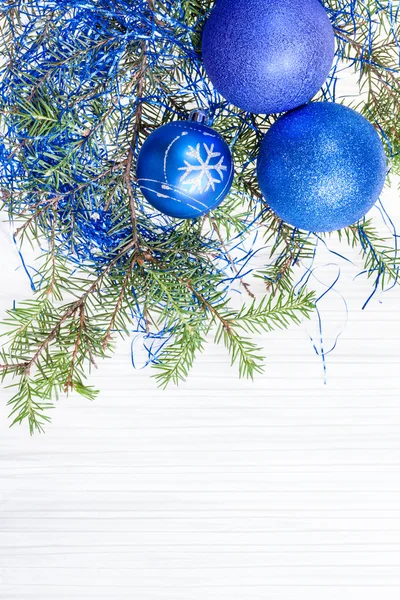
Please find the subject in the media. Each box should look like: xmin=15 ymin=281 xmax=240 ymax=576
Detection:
xmin=202 ymin=0 xmax=335 ymax=115
xmin=257 ymin=102 xmax=387 ymax=232
xmin=136 ymin=115 xmax=234 ymax=219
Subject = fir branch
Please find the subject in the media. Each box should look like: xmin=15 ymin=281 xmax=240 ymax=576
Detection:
xmin=0 ymin=0 xmax=398 ymax=432
xmin=0 ymin=240 xmax=135 ymax=432
xmin=6 ymin=376 xmax=53 ymax=435
xmin=153 ymin=326 xmax=206 ymax=387
xmin=151 ymin=256 xmax=315 ymax=387
xmin=102 ymin=255 xmax=136 ymax=349
xmin=256 ymin=213 xmax=316 ymax=295
xmin=338 ymin=220 xmax=400 ymax=290
xmin=233 ymin=288 xmax=316 ymax=334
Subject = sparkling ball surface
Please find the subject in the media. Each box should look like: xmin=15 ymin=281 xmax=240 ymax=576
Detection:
xmin=257 ymin=102 xmax=387 ymax=232
xmin=136 ymin=120 xmax=234 ymax=219
xmin=202 ymin=0 xmax=335 ymax=115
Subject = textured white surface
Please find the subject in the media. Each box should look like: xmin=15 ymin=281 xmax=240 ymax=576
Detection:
xmin=0 ymin=179 xmax=399 ymax=599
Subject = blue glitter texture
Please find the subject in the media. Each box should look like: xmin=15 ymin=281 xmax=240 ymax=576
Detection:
xmin=136 ymin=120 xmax=234 ymax=219
xmin=202 ymin=0 xmax=335 ymax=114
xmin=257 ymin=102 xmax=387 ymax=232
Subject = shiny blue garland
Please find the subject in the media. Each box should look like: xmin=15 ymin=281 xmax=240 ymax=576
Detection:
xmin=0 ymin=0 xmax=399 ymax=373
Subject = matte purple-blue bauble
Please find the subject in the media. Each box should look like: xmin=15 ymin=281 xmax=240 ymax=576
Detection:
xmin=257 ymin=102 xmax=387 ymax=232
xmin=202 ymin=0 xmax=335 ymax=114
xmin=136 ymin=120 xmax=234 ymax=219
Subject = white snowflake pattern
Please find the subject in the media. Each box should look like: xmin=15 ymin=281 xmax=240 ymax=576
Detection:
xmin=178 ymin=143 xmax=227 ymax=194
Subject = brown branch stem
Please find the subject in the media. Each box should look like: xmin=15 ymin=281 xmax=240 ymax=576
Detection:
xmin=125 ymin=40 xmax=148 ymax=248
xmin=65 ymin=304 xmax=85 ymax=391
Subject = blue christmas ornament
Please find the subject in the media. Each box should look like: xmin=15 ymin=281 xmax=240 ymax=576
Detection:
xmin=202 ymin=0 xmax=335 ymax=115
xmin=257 ymin=102 xmax=387 ymax=232
xmin=136 ymin=113 xmax=234 ymax=219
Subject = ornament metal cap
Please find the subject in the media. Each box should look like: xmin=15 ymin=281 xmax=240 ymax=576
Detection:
xmin=189 ymin=109 xmax=209 ymax=125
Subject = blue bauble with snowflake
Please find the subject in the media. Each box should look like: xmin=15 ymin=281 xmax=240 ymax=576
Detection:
xmin=136 ymin=115 xmax=234 ymax=219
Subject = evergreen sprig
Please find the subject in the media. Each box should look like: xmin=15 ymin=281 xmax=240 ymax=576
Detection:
xmin=0 ymin=0 xmax=398 ymax=432
xmin=338 ymin=219 xmax=400 ymax=293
